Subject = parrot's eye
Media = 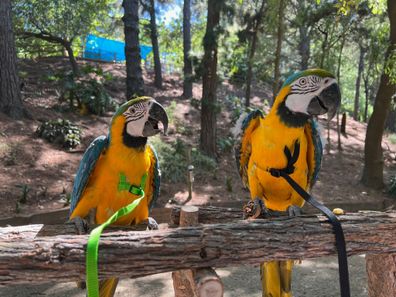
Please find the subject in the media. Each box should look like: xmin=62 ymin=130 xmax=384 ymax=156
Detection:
xmin=299 ymin=78 xmax=307 ymax=85
xmin=130 ymin=108 xmax=136 ymax=113
xmin=324 ymin=78 xmax=329 ymax=84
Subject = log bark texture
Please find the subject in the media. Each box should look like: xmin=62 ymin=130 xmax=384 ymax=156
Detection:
xmin=366 ymin=253 xmax=396 ymax=297
xmin=0 ymin=211 xmax=396 ymax=285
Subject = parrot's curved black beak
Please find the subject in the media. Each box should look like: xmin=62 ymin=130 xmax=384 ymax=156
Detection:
xmin=143 ymin=100 xmax=169 ymax=137
xmin=307 ymin=83 xmax=341 ymax=120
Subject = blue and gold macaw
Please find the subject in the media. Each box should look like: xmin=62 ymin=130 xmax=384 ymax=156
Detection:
xmin=235 ymin=69 xmax=341 ymax=297
xmin=69 ymin=96 xmax=168 ymax=297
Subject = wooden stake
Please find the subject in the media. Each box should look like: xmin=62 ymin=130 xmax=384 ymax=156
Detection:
xmin=172 ymin=205 xmax=199 ymax=297
xmin=172 ymin=205 xmax=224 ymax=297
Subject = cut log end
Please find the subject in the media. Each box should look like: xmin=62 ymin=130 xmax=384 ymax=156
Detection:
xmin=180 ymin=205 xmax=199 ymax=227
xmin=195 ymin=268 xmax=224 ymax=297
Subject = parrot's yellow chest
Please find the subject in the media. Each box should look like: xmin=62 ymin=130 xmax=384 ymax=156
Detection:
xmin=71 ymin=143 xmax=151 ymax=225
xmin=248 ymin=115 xmax=309 ymax=211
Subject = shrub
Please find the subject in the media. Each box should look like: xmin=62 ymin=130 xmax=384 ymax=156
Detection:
xmin=36 ymin=119 xmax=82 ymax=149
xmin=149 ymin=136 xmax=216 ymax=183
xmin=57 ymin=65 xmax=115 ymax=115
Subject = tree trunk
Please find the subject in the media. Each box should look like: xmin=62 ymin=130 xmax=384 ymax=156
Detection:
xmin=64 ymin=41 xmax=79 ymax=77
xmin=341 ymin=113 xmax=347 ymax=135
xmin=298 ymin=26 xmax=310 ymax=70
xmin=1 ymin=211 xmax=396 ymax=285
xmin=149 ymin=0 xmax=162 ymax=89
xmin=363 ymin=75 xmax=369 ymax=122
xmin=336 ymin=36 xmax=346 ymax=151
xmin=353 ymin=44 xmax=365 ymax=121
xmin=319 ymin=25 xmax=329 ymax=69
xmin=272 ymin=0 xmax=285 ymax=101
xmin=362 ymin=0 xmax=396 ymax=189
xmin=0 ymin=0 xmax=26 ymax=119
xmin=122 ymin=0 xmax=144 ymax=100
xmin=200 ymin=0 xmax=221 ymax=158
xmin=245 ymin=0 xmax=266 ymax=107
xmin=366 ymin=254 xmax=396 ymax=297
xmin=182 ymin=0 xmax=193 ymax=98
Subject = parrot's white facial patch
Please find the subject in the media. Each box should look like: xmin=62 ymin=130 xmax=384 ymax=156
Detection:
xmin=285 ymin=76 xmax=336 ymax=114
xmin=123 ymin=100 xmax=152 ymax=137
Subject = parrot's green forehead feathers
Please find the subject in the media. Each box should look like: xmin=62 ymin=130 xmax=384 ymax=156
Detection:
xmin=282 ymin=69 xmax=335 ymax=88
xmin=112 ymin=96 xmax=152 ymax=120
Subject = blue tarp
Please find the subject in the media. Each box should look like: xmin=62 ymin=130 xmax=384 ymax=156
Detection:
xmin=84 ymin=34 xmax=152 ymax=62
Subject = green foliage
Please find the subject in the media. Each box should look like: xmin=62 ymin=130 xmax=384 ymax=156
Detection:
xmin=57 ymin=65 xmax=115 ymax=115
xmin=385 ymin=49 xmax=396 ymax=84
xmin=14 ymin=0 xmax=114 ymax=58
xmin=218 ymin=136 xmax=234 ymax=153
xmin=388 ymin=133 xmax=396 ymax=144
xmin=36 ymin=119 xmax=82 ymax=149
xmin=225 ymin=176 xmax=233 ymax=192
xmin=165 ymin=100 xmax=177 ymax=125
xmin=149 ymin=136 xmax=216 ymax=183
xmin=387 ymin=174 xmax=396 ymax=197
xmin=16 ymin=184 xmax=30 ymax=204
xmin=0 ymin=142 xmax=18 ymax=166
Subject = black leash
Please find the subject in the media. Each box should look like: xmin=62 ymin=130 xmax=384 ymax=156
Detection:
xmin=268 ymin=140 xmax=351 ymax=297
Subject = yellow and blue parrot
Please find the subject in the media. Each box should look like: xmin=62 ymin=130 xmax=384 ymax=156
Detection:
xmin=69 ymin=96 xmax=168 ymax=297
xmin=235 ymin=69 xmax=341 ymax=297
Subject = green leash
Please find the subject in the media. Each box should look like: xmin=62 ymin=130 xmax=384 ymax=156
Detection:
xmin=86 ymin=173 xmax=147 ymax=297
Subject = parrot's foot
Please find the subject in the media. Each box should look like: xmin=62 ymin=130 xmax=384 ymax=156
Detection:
xmin=68 ymin=216 xmax=89 ymax=235
xmin=287 ymin=205 xmax=302 ymax=217
xmin=147 ymin=217 xmax=159 ymax=230
xmin=243 ymin=198 xmax=269 ymax=220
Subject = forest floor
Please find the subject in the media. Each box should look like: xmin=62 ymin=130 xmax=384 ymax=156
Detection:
xmin=0 ymin=56 xmax=395 ymax=220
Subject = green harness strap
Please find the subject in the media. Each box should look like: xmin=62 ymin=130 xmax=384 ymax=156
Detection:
xmin=86 ymin=173 xmax=148 ymax=297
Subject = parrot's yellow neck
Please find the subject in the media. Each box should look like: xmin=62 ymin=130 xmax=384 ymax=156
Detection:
xmin=108 ymin=116 xmax=148 ymax=165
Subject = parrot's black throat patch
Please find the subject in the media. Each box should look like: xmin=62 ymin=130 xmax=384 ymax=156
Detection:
xmin=277 ymin=99 xmax=310 ymax=128
xmin=122 ymin=126 xmax=147 ymax=149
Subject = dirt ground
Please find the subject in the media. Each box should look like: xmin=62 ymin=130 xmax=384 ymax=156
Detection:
xmin=0 ymin=57 xmax=395 ymax=220
xmin=0 ymin=255 xmax=367 ymax=297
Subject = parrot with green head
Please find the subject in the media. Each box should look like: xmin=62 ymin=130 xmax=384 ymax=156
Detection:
xmin=69 ymin=96 xmax=168 ymax=297
xmin=234 ymin=69 xmax=341 ymax=297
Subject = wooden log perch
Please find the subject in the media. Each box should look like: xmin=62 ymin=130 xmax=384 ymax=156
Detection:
xmin=170 ymin=206 xmax=244 ymax=225
xmin=0 ymin=210 xmax=396 ymax=285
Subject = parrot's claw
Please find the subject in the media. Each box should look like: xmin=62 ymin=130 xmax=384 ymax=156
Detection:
xmin=243 ymin=198 xmax=269 ymax=220
xmin=287 ymin=205 xmax=303 ymax=217
xmin=68 ymin=216 xmax=89 ymax=235
xmin=147 ymin=217 xmax=159 ymax=230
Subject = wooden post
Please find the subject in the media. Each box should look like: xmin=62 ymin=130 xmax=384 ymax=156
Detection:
xmin=172 ymin=206 xmax=224 ymax=297
xmin=366 ymin=254 xmax=396 ymax=297
xmin=172 ymin=205 xmax=199 ymax=297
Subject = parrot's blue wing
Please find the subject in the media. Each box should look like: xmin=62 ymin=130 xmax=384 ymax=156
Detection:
xmin=234 ymin=109 xmax=265 ymax=188
xmin=305 ymin=119 xmax=323 ymax=189
xmin=147 ymin=144 xmax=161 ymax=210
xmin=69 ymin=135 xmax=109 ymax=217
